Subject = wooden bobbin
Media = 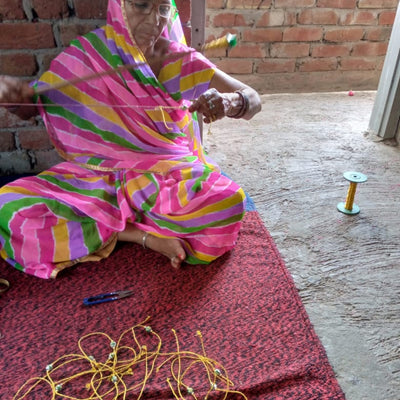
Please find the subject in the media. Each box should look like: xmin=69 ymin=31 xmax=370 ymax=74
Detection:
xmin=337 ymin=171 xmax=368 ymax=215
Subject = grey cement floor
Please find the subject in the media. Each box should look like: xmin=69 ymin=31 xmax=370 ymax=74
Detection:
xmin=205 ymin=91 xmax=400 ymax=400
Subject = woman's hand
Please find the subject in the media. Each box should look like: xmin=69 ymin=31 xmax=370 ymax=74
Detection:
xmin=189 ymin=88 xmax=232 ymax=124
xmin=188 ymin=87 xmax=260 ymax=124
xmin=0 ymin=76 xmax=34 ymax=106
xmin=0 ymin=76 xmax=37 ymax=119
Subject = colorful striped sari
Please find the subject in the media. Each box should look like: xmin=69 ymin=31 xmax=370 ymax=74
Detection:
xmin=0 ymin=0 xmax=246 ymax=279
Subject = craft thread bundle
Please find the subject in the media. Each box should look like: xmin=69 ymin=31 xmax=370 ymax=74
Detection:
xmin=13 ymin=317 xmax=247 ymax=400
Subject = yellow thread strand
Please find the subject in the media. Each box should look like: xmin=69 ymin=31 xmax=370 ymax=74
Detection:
xmin=13 ymin=317 xmax=247 ymax=400
xmin=158 ymin=106 xmax=174 ymax=131
xmin=207 ymin=122 xmax=213 ymax=136
xmin=344 ymin=182 xmax=357 ymax=210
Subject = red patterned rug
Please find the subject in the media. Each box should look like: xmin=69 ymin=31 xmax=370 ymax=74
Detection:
xmin=0 ymin=211 xmax=345 ymax=399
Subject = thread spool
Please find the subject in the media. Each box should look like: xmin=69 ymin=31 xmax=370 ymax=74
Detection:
xmin=202 ymin=33 xmax=237 ymax=52
xmin=337 ymin=171 xmax=367 ymax=215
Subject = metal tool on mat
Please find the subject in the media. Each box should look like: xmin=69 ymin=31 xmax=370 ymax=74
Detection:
xmin=83 ymin=290 xmax=134 ymax=306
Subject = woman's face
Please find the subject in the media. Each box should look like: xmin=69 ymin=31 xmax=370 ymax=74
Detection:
xmin=124 ymin=0 xmax=173 ymax=52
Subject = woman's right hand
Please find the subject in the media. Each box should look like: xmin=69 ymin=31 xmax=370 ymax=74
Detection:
xmin=0 ymin=76 xmax=34 ymax=105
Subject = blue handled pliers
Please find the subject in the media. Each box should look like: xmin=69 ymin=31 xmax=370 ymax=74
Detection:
xmin=83 ymin=290 xmax=134 ymax=306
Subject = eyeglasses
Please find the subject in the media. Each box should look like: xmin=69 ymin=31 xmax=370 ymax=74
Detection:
xmin=126 ymin=1 xmax=176 ymax=19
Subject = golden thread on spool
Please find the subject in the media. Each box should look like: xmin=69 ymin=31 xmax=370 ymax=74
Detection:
xmin=344 ymin=182 xmax=357 ymax=210
xmin=202 ymin=34 xmax=237 ymax=52
xmin=203 ymin=37 xmax=228 ymax=51
xmin=337 ymin=171 xmax=367 ymax=215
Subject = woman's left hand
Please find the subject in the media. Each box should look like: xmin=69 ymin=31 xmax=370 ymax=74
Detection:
xmin=189 ymin=88 xmax=229 ymax=124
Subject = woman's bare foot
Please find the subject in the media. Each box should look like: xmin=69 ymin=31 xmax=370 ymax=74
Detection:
xmin=117 ymin=224 xmax=186 ymax=269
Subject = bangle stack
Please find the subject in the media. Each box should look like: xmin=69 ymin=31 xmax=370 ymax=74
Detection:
xmin=229 ymin=90 xmax=250 ymax=119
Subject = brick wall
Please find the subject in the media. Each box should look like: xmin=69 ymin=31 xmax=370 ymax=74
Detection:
xmin=206 ymin=0 xmax=398 ymax=93
xmin=0 ymin=0 xmax=397 ymax=175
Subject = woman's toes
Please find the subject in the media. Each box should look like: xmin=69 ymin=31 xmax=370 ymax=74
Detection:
xmin=170 ymin=253 xmax=185 ymax=269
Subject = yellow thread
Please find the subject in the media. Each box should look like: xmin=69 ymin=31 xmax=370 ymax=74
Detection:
xmin=344 ymin=182 xmax=357 ymax=210
xmin=203 ymin=36 xmax=232 ymax=51
xmin=158 ymin=106 xmax=174 ymax=131
xmin=13 ymin=317 xmax=247 ymax=400
xmin=207 ymin=121 xmax=213 ymax=136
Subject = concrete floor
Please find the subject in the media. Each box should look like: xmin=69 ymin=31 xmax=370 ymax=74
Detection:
xmin=205 ymin=91 xmax=400 ymax=400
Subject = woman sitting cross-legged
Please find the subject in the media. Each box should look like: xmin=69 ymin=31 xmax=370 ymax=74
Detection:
xmin=0 ymin=0 xmax=261 ymax=279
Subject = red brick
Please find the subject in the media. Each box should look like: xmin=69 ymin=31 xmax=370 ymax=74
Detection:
xmin=242 ymin=28 xmax=283 ymax=43
xmin=0 ymin=107 xmax=35 ymax=129
xmin=283 ymin=27 xmax=323 ymax=42
xmin=73 ymin=0 xmax=108 ymax=19
xmin=0 ymin=54 xmax=37 ymax=76
xmin=275 ymin=0 xmax=315 ymax=7
xmin=31 ymin=0 xmax=69 ymax=19
xmin=213 ymin=12 xmax=248 ymax=27
xmin=59 ymin=22 xmax=101 ymax=46
xmin=0 ymin=23 xmax=55 ymax=50
xmin=298 ymin=9 xmax=340 ymax=25
xmin=379 ymin=10 xmax=396 ymax=25
xmin=256 ymin=59 xmax=296 ymax=73
xmin=271 ymin=43 xmax=310 ymax=58
xmin=365 ymin=26 xmax=392 ymax=41
xmin=312 ymin=44 xmax=350 ymax=57
xmin=324 ymin=27 xmax=364 ymax=42
xmin=206 ymin=0 xmax=225 ymax=8
xmin=175 ymin=0 xmax=190 ymax=24
xmin=284 ymin=11 xmax=297 ymax=25
xmin=0 ymin=131 xmax=15 ymax=151
xmin=299 ymin=58 xmax=338 ymax=72
xmin=215 ymin=59 xmax=254 ymax=74
xmin=352 ymin=41 xmax=388 ymax=56
xmin=358 ymin=0 xmax=398 ymax=8
xmin=229 ymin=44 xmax=267 ymax=58
xmin=19 ymin=129 xmax=52 ymax=150
xmin=204 ymin=46 xmax=227 ymax=58
xmin=256 ymin=11 xmax=285 ymax=27
xmin=340 ymin=57 xmax=377 ymax=70
xmin=227 ymin=0 xmax=272 ymax=8
xmin=0 ymin=0 xmax=25 ymax=20
xmin=342 ymin=11 xmax=377 ymax=25
xmin=317 ymin=0 xmax=357 ymax=8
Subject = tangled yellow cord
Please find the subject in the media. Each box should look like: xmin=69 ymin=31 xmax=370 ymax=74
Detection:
xmin=13 ymin=317 xmax=247 ymax=400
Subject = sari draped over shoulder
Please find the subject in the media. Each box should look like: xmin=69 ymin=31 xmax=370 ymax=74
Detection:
xmin=0 ymin=0 xmax=246 ymax=279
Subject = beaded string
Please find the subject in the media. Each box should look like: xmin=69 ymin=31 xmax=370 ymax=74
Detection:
xmin=13 ymin=317 xmax=247 ymax=400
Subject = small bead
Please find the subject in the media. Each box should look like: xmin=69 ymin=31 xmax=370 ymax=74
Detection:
xmin=145 ymin=326 xmax=152 ymax=333
xmin=110 ymin=341 xmax=117 ymax=349
xmin=45 ymin=364 xmax=53 ymax=372
xmin=89 ymin=356 xmax=96 ymax=362
xmin=108 ymin=353 xmax=115 ymax=360
xmin=55 ymin=384 xmax=63 ymax=392
xmin=214 ymin=368 xmax=221 ymax=376
xmin=211 ymin=383 xmax=218 ymax=390
xmin=187 ymin=387 xmax=194 ymax=395
xmin=111 ymin=375 xmax=118 ymax=383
